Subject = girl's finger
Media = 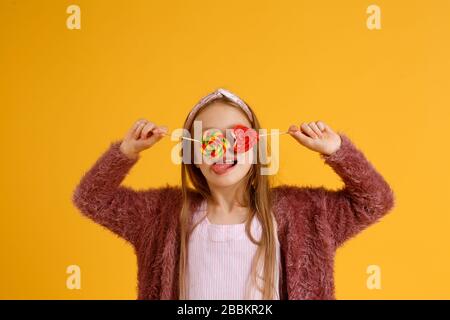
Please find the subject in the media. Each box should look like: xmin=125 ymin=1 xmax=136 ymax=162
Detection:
xmin=133 ymin=120 xmax=149 ymax=139
xmin=153 ymin=126 xmax=168 ymax=136
xmin=292 ymin=129 xmax=313 ymax=147
xmin=301 ymin=122 xmax=318 ymax=139
xmin=141 ymin=122 xmax=156 ymax=140
xmin=142 ymin=130 xmax=165 ymax=147
xmin=126 ymin=119 xmax=144 ymax=139
xmin=316 ymin=121 xmax=326 ymax=131
xmin=309 ymin=122 xmax=323 ymax=138
xmin=322 ymin=121 xmax=333 ymax=132
xmin=288 ymin=124 xmax=299 ymax=134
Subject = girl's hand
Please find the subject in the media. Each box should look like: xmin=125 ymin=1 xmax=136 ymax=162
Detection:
xmin=288 ymin=121 xmax=342 ymax=156
xmin=120 ymin=119 xmax=168 ymax=159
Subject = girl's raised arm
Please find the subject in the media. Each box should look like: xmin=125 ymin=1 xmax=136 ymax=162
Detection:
xmin=286 ymin=122 xmax=395 ymax=248
xmin=72 ymin=119 xmax=168 ymax=246
xmin=315 ymin=133 xmax=396 ymax=248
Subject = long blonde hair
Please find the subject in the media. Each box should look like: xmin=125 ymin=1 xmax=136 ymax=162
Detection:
xmin=178 ymin=97 xmax=277 ymax=299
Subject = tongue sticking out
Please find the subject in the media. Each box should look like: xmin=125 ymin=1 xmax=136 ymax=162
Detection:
xmin=211 ymin=162 xmax=234 ymax=175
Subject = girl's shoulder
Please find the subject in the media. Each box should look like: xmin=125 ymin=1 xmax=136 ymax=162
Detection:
xmin=271 ymin=184 xmax=323 ymax=203
xmin=140 ymin=184 xmax=203 ymax=214
xmin=270 ymin=184 xmax=324 ymax=220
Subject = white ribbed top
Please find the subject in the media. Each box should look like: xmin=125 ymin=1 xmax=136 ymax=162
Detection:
xmin=186 ymin=199 xmax=280 ymax=300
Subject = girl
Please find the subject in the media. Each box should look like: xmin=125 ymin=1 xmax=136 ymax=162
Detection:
xmin=72 ymin=88 xmax=395 ymax=300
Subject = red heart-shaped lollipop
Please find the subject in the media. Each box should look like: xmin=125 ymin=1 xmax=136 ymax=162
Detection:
xmin=232 ymin=124 xmax=259 ymax=153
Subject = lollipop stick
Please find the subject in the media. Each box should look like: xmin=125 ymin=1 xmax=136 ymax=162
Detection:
xmin=258 ymin=130 xmax=289 ymax=137
xmin=161 ymin=132 xmax=201 ymax=143
xmin=159 ymin=130 xmax=288 ymax=141
xmin=180 ymin=136 xmax=201 ymax=143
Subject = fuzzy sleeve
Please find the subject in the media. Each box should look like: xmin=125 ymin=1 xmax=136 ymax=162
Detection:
xmin=72 ymin=140 xmax=162 ymax=246
xmin=314 ymin=132 xmax=396 ymax=248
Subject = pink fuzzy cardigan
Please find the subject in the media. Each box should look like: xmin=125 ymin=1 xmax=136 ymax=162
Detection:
xmin=72 ymin=133 xmax=395 ymax=300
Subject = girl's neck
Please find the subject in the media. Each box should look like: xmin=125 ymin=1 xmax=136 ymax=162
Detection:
xmin=207 ymin=183 xmax=250 ymax=224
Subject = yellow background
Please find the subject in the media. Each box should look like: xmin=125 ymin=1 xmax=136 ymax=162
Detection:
xmin=1 ymin=0 xmax=449 ymax=299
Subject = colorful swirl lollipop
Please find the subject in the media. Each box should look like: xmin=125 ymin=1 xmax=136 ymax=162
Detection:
xmin=201 ymin=129 xmax=230 ymax=161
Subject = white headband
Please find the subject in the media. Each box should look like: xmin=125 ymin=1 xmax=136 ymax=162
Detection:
xmin=185 ymin=88 xmax=254 ymax=129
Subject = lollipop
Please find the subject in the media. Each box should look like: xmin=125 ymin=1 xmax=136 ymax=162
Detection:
xmin=201 ymin=129 xmax=230 ymax=161
xmin=232 ymin=124 xmax=259 ymax=153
